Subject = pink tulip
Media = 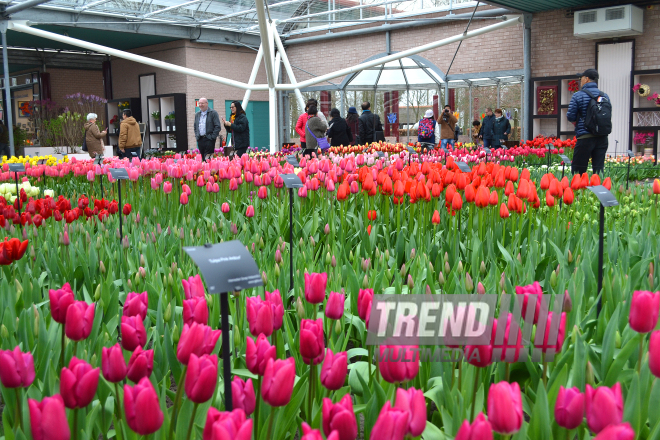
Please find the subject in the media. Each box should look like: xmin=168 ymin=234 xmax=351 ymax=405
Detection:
xmin=369 ymin=401 xmax=410 ymax=440
xmin=197 ymin=175 xmax=205 ymax=187
xmin=180 ymin=192 xmax=189 ymax=205
xmin=101 ymin=344 xmax=127 ymax=383
xmin=586 ymin=384 xmax=623 ymax=433
xmin=246 ymin=295 xmax=274 ymax=337
xmin=304 ymin=272 xmax=327 ymax=304
xmin=121 ymin=315 xmax=147 ymax=351
xmin=515 ymin=281 xmax=543 ymax=324
xmin=60 ymin=357 xmax=100 ymax=409
xmin=629 ymin=291 xmax=660 ymax=333
xmin=246 ymin=205 xmax=254 ymax=217
xmin=182 ymin=274 xmax=206 ymax=299
xmin=320 ymin=349 xmax=347 ymax=391
xmin=29 ymin=395 xmax=70 ymax=440
xmin=150 ymin=178 xmax=159 ymax=190
xmin=126 ymin=346 xmax=154 ymax=382
xmin=229 ymin=178 xmax=238 ymax=191
xmin=358 ymin=289 xmax=373 ymax=321
xmin=394 ymin=387 xmax=426 ymax=437
xmin=124 ymin=377 xmax=164 ymax=435
xmin=379 ymin=345 xmax=419 ymax=383
xmin=487 ymin=381 xmax=523 ymax=434
xmin=650 ymin=330 xmax=660 ymax=378
xmin=302 ymin=422 xmax=339 ymax=440
xmin=65 ymin=301 xmax=95 ymax=341
xmin=183 ymin=184 xmax=192 ymax=195
xmin=325 ymin=291 xmax=345 ymax=320
xmin=555 ymin=386 xmax=585 ymax=430
xmin=593 ymin=423 xmax=635 ymax=440
xmin=49 ymin=283 xmax=74 ymax=324
xmin=183 ymin=296 xmax=209 ymax=326
xmin=300 ymin=319 xmax=325 ymax=365
xmin=265 ymin=290 xmax=284 ymax=331
xmin=298 ymin=186 xmax=308 ymax=198
xmin=261 ymin=357 xmax=296 ymax=407
xmin=87 ymin=170 xmax=95 ymax=182
xmin=246 ymin=334 xmax=276 ymax=376
xmin=322 ymin=395 xmax=358 ymax=440
xmin=163 ymin=181 xmax=172 ymax=194
xmin=231 ymin=377 xmax=256 ymax=415
xmin=221 ymin=202 xmax=230 ymax=213
xmin=176 ymin=322 xmax=221 ymax=365
xmin=203 ymin=408 xmax=252 ymax=440
xmin=0 ymin=347 xmax=35 ymax=388
xmin=455 ymin=413 xmax=493 ymax=440
xmin=258 ymin=186 xmax=268 ymax=199
xmin=185 ymin=353 xmax=218 ymax=403
xmin=123 ymin=291 xmax=148 ymax=320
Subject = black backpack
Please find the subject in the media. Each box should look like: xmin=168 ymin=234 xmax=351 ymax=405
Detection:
xmin=582 ymin=88 xmax=612 ymax=136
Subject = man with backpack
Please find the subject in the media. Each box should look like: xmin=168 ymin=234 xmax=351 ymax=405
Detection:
xmin=417 ymin=109 xmax=436 ymax=150
xmin=437 ymin=105 xmax=458 ymax=150
xmin=567 ymin=69 xmax=612 ymax=175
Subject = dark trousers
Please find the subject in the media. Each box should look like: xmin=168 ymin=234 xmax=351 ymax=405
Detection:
xmin=483 ymin=138 xmax=493 ymax=149
xmin=0 ymin=143 xmax=10 ymax=158
xmin=198 ymin=137 xmax=215 ymax=161
xmin=572 ymin=135 xmax=608 ymax=174
xmin=121 ymin=147 xmax=140 ymax=159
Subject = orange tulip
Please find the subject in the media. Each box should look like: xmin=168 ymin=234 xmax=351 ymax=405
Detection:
xmin=517 ymin=179 xmax=529 ymax=200
xmin=509 ymin=168 xmax=519 ymax=182
xmin=393 ymin=180 xmax=405 ymax=198
xmin=465 ymin=184 xmax=476 ymax=203
xmin=432 ymin=210 xmax=441 ymax=225
xmin=476 ymin=186 xmax=490 ymax=208
xmin=457 ymin=174 xmax=468 ymax=190
xmin=603 ymin=177 xmax=612 ymax=190
xmin=452 ymin=193 xmax=463 ymax=211
xmin=549 ymin=179 xmax=563 ymax=197
xmin=431 ymin=183 xmax=442 ymax=198
xmin=654 ymin=179 xmax=660 ymax=195
xmin=540 ymin=174 xmax=550 ymax=190
xmin=589 ymin=174 xmax=601 ymax=187
xmin=489 ymin=190 xmax=499 ymax=206
xmin=494 ymin=169 xmax=506 ymax=188
xmin=505 ymin=181 xmax=514 ymax=197
xmin=507 ymin=194 xmax=518 ymax=212
xmin=563 ymin=188 xmax=574 ymax=205
xmin=580 ymin=173 xmax=589 ymax=188
xmin=546 ymin=192 xmax=555 ymax=207
xmin=382 ymin=176 xmax=393 ymax=195
xmin=445 ymin=184 xmax=457 ymax=207
xmin=499 ymin=203 xmax=510 ymax=219
xmin=520 ymin=168 xmax=530 ymax=182
xmin=570 ymin=175 xmax=581 ymax=190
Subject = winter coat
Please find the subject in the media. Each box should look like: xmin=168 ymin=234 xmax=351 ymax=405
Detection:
xmin=118 ymin=117 xmax=141 ymax=150
xmin=438 ymin=112 xmax=458 ymax=140
xmin=491 ymin=117 xmax=512 ymax=147
xmin=346 ymin=117 xmax=359 ymax=145
xmin=228 ymin=113 xmax=250 ymax=152
xmin=327 ymin=117 xmax=353 ymax=147
xmin=479 ymin=114 xmax=496 ymax=140
xmin=295 ymin=113 xmax=310 ymax=143
xmin=84 ymin=121 xmax=105 ymax=155
xmin=358 ymin=111 xmax=383 ymax=144
xmin=305 ymin=116 xmax=327 ymax=151
xmin=567 ymin=82 xmax=610 ymax=137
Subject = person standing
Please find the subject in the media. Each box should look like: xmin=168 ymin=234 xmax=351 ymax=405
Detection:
xmin=118 ymin=109 xmax=142 ymax=158
xmin=345 ymin=107 xmax=359 ymax=145
xmin=417 ymin=109 xmax=437 ymax=147
xmin=0 ymin=120 xmax=10 ymax=158
xmin=295 ymin=101 xmax=312 ymax=151
xmin=437 ymin=105 xmax=458 ymax=150
xmin=567 ymin=69 xmax=611 ymax=174
xmin=194 ymin=97 xmax=222 ymax=161
xmin=84 ymin=113 xmax=107 ymax=159
xmin=358 ymin=101 xmax=383 ymax=144
xmin=327 ymin=108 xmax=353 ymax=147
xmin=222 ymin=101 xmax=250 ymax=157
xmin=304 ymin=106 xmax=328 ymax=156
xmin=478 ymin=108 xmax=495 ymax=149
xmin=471 ymin=120 xmax=482 ymax=145
xmin=491 ymin=109 xmax=512 ymax=149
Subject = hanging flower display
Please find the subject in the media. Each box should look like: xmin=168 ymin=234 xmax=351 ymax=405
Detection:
xmin=568 ymin=80 xmax=579 ymax=93
xmin=633 ymin=83 xmax=651 ymax=97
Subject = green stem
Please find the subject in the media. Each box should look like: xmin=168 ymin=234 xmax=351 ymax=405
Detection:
xmin=254 ymin=377 xmax=262 ymax=440
xmin=267 ymin=406 xmax=278 ymax=440
xmin=168 ymin=366 xmax=187 ymax=440
xmin=114 ymin=382 xmax=126 ymax=440
xmin=639 ymin=335 xmax=645 ymax=374
xmin=542 ymin=352 xmax=548 ymax=387
xmin=505 ymin=363 xmax=510 ymax=382
xmin=14 ymin=388 xmax=22 ymax=432
xmin=307 ymin=364 xmax=314 ymax=422
xmin=60 ymin=325 xmax=65 ymax=371
xmin=470 ymin=368 xmax=480 ymax=421
xmin=186 ymin=403 xmax=199 ymax=440
xmin=73 ymin=409 xmax=78 ymax=440
xmin=368 ymin=346 xmax=373 ymax=387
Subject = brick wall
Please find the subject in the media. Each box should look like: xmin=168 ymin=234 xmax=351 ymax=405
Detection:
xmin=48 ymin=68 xmax=104 ymax=104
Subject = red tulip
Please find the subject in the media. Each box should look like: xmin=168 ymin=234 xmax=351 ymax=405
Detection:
xmin=379 ymin=345 xmax=419 ymax=383
xmin=452 ymin=192 xmax=463 ymax=211
xmin=304 ymin=272 xmax=328 ymax=304
xmin=487 ymin=381 xmax=523 ymax=434
xmin=586 ymin=384 xmax=623 ymax=433
xmin=121 ymin=315 xmax=147 ymax=351
xmin=489 ymin=190 xmax=498 ymax=206
xmin=176 ymin=322 xmax=221 ymax=365
xmin=246 ymin=334 xmax=276 ymax=376
xmin=60 ymin=357 xmax=100 ymax=409
xmin=325 ymin=291 xmax=345 ymax=320
xmin=231 ymin=377 xmax=256 ymax=416
xmin=590 ymin=173 xmax=601 ymax=186
xmin=203 ymin=408 xmax=253 ymax=440
xmin=185 ymin=353 xmax=218 ymax=403
xmin=320 ymin=349 xmax=348 ymax=391
xmin=101 ymin=344 xmax=127 ymax=383
xmin=123 ymin=203 xmax=132 ymax=216
xmin=300 ymin=319 xmax=325 ymax=365
xmin=182 ymin=274 xmax=206 ymax=299
xmin=0 ymin=347 xmax=35 ymax=388
xmin=499 ymin=203 xmax=510 ymax=219
xmin=555 ymin=386 xmax=585 ymax=430
xmin=265 ymin=290 xmax=284 ymax=331
xmin=246 ymin=295 xmax=274 ymax=337
xmin=183 ymin=296 xmax=209 ymax=326
xmin=455 ymin=413 xmax=493 ymax=440
xmin=394 ymin=387 xmax=426 ymax=437
xmin=126 ymin=346 xmax=154 ymax=383
xmin=603 ymin=177 xmax=612 ymax=190
xmin=369 ymin=401 xmax=410 ymax=440
xmin=302 ymin=422 xmax=339 ymax=440
xmin=593 ymin=423 xmax=635 ymax=440
xmin=29 ymin=395 xmax=70 ymax=440
xmin=124 ymin=377 xmax=164 ymax=435
xmin=246 ymin=205 xmax=254 ymax=217
xmin=0 ymin=237 xmax=28 ymax=264
xmin=650 ymin=331 xmax=660 ymax=378
xmin=563 ymin=188 xmax=574 ymax=205
xmin=322 ymin=395 xmax=358 ymax=440
xmin=261 ymin=357 xmax=296 ymax=407
xmin=431 ymin=209 xmax=441 ymax=224
xmin=123 ymin=291 xmax=148 ymax=320
xmin=48 ymin=283 xmax=75 ymax=324
xmin=65 ymin=301 xmax=95 ymax=341
xmin=629 ymin=291 xmax=660 ymax=333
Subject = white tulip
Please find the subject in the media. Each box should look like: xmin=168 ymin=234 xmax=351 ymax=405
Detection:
xmin=44 ymin=189 xmax=54 ymax=198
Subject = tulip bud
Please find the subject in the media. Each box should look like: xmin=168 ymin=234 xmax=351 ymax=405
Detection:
xmin=94 ymin=284 xmax=102 ymax=301
xmin=349 ymin=250 xmax=354 ymax=262
xmin=168 ymin=273 xmax=174 ymax=287
xmin=1 ymin=324 xmax=8 ymax=339
xmin=299 ymin=237 xmax=304 ymax=246
xmin=444 ymin=252 xmax=449 ymax=263
xmin=477 ymin=282 xmax=486 ymax=295
xmin=29 ymin=245 xmax=36 ymax=261
xmin=140 ymin=254 xmax=146 ymax=267
xmin=426 ymin=285 xmax=432 ymax=295
xmin=178 ymin=269 xmax=183 ymax=279
xmin=550 ymin=270 xmax=557 ymax=288
xmin=326 ymin=252 xmax=331 ymax=266
xmin=324 ymin=224 xmax=330 ymax=235
xmin=164 ymin=302 xmax=172 ymax=323
xmin=568 ymin=249 xmax=573 ymax=263
xmin=261 ymin=271 xmax=267 ymax=285
xmin=363 ymin=274 xmax=369 ymax=289
xmin=457 ymin=261 xmax=463 ymax=273
xmin=517 ymin=253 xmax=522 ymax=264
xmin=335 ymin=319 xmax=342 ymax=335
xmin=96 ymin=237 xmax=101 ymax=250
xmin=571 ymin=325 xmax=579 ymax=345
xmin=410 ymin=248 xmax=416 ymax=260
xmin=134 ymin=272 xmax=141 ymax=285
xmin=234 ymin=324 xmax=241 ymax=349
xmin=34 ymin=307 xmax=39 ymax=337
xmin=407 ymin=274 xmax=414 ymax=290
xmin=173 ymin=324 xmax=180 ymax=343
xmin=127 ymin=279 xmax=132 ymax=289
xmin=480 ymin=261 xmax=486 ymax=275
xmin=438 ymin=272 xmax=445 ymax=286
xmin=296 ymin=297 xmax=305 ymax=320
xmin=104 ymin=332 xmax=110 ymax=343
xmin=400 ymin=264 xmax=406 ymax=278
xmin=615 ymin=330 xmax=622 ymax=349
xmin=274 ymin=263 xmax=280 ymax=278
xmin=15 ymin=279 xmax=23 ymax=296
xmin=385 ymin=249 xmax=390 ymax=260
xmin=331 ymin=256 xmax=337 ymax=268
xmin=259 ymin=237 xmax=265 ymax=249
xmin=586 ymin=361 xmax=595 ymax=386
xmin=465 ymin=273 xmax=473 ymax=292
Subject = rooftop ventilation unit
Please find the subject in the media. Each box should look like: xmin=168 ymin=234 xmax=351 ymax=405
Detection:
xmin=574 ymin=4 xmax=643 ymax=39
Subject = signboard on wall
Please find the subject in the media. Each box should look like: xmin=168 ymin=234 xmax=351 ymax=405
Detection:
xmin=195 ymin=99 xmax=214 ymax=112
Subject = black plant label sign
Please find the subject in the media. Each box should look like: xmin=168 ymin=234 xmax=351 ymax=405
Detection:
xmin=588 ymin=185 xmax=619 ymax=207
xmin=286 ymin=155 xmax=300 ymax=168
xmin=280 ymin=173 xmax=304 ymax=189
xmin=109 ymin=168 xmax=129 ymax=180
xmin=8 ymin=163 xmax=25 ymax=172
xmin=559 ymin=154 xmax=571 ymax=165
xmin=183 ymin=240 xmax=263 ymax=294
xmin=455 ymin=161 xmax=471 ymax=173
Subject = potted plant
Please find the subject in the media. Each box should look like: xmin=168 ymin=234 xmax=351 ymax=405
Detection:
xmin=165 ymin=111 xmax=175 ymax=130
xmin=109 ymin=115 xmax=120 ymax=133
xmin=634 ymin=131 xmax=655 ymax=156
xmin=568 ymin=80 xmax=579 ymax=94
xmin=152 ymin=111 xmax=161 ymax=131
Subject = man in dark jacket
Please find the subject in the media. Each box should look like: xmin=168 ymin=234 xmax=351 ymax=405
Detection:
xmin=0 ymin=121 xmax=10 ymax=158
xmin=478 ymin=108 xmax=495 ymax=149
xmin=194 ymin=97 xmax=222 ymax=161
xmin=358 ymin=102 xmax=383 ymax=144
xmin=567 ymin=69 xmax=610 ymax=174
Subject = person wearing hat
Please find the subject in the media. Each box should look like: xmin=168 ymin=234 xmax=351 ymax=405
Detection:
xmin=437 ymin=104 xmax=458 ymax=150
xmin=417 ymin=109 xmax=437 ymax=148
xmin=567 ymin=68 xmax=611 ymax=174
xmin=345 ymin=106 xmax=359 ymax=145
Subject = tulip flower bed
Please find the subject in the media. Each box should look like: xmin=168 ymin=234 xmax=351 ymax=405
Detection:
xmin=2 ymin=148 xmax=660 ymax=440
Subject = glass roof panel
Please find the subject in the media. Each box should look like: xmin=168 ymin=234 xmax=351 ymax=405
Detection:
xmin=349 ymin=69 xmax=381 ymax=86
xmin=377 ymin=68 xmax=406 ymax=86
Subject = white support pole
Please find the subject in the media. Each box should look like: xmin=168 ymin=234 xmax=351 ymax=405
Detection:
xmin=267 ymin=22 xmax=278 ymax=153
xmin=253 ymin=0 xmax=275 ymax=88
xmin=274 ymin=52 xmax=282 ymax=83
xmin=8 ymin=21 xmax=261 ymax=90
xmin=273 ymin=16 xmax=523 ymax=91
xmin=242 ymin=44 xmax=264 ymax=110
xmin=269 ymin=87 xmax=278 ymax=153
xmin=272 ymin=22 xmax=305 ymax=110
xmin=1 ymin=25 xmax=15 ymax=157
